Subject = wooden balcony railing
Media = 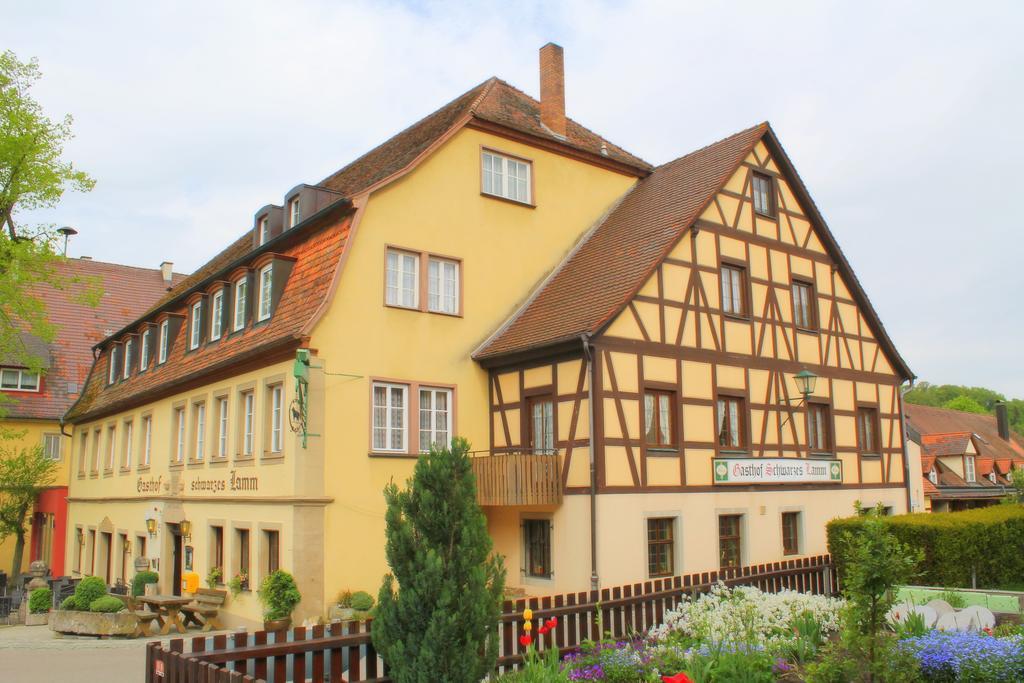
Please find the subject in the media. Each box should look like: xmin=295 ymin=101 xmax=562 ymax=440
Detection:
xmin=471 ymin=450 xmax=562 ymax=507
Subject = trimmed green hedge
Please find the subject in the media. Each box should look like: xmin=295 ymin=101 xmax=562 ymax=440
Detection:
xmin=29 ymin=588 xmax=52 ymax=614
xmin=89 ymin=596 xmax=125 ymax=613
xmin=132 ymin=570 xmax=159 ymax=597
xmin=828 ymin=504 xmax=1024 ymax=589
xmin=70 ymin=576 xmax=107 ymax=611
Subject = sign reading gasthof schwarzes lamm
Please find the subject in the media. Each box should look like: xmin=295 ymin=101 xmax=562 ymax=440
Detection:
xmin=713 ymin=458 xmax=843 ymax=484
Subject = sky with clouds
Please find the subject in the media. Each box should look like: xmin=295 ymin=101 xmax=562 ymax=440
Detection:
xmin=7 ymin=1 xmax=1024 ymax=396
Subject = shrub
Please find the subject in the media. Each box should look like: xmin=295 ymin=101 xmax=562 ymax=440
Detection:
xmin=88 ymin=595 xmax=125 ymax=613
xmin=372 ymin=438 xmax=506 ymax=683
xmin=28 ymin=587 xmax=52 ymax=614
xmin=935 ymin=588 xmax=967 ymax=609
xmin=257 ymin=570 xmax=302 ymax=621
xmin=350 ymin=590 xmax=374 ymax=611
xmin=59 ymin=595 xmax=76 ymax=611
xmin=206 ymin=566 xmax=222 ymax=588
xmin=72 ymin=576 xmax=108 ymax=611
xmin=336 ymin=589 xmax=353 ymax=607
xmin=131 ymin=570 xmax=159 ymax=597
xmin=828 ymin=504 xmax=1024 ymax=589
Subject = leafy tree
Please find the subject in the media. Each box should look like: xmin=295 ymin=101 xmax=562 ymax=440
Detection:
xmin=0 ymin=444 xmax=57 ymax=575
xmin=942 ymin=395 xmax=987 ymax=415
xmin=372 ymin=437 xmax=505 ymax=683
xmin=0 ymin=50 xmax=95 ymax=416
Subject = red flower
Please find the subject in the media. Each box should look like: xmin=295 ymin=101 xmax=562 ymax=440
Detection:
xmin=662 ymin=674 xmax=694 ymax=683
xmin=546 ymin=617 xmax=558 ymax=629
xmin=519 ymin=634 xmax=532 ymax=647
xmin=538 ymin=624 xmax=551 ymax=635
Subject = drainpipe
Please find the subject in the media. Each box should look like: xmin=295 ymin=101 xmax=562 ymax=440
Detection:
xmin=898 ymin=379 xmax=914 ymax=512
xmin=582 ymin=334 xmax=598 ymax=591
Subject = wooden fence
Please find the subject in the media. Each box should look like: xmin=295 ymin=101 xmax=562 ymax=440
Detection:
xmin=145 ymin=554 xmax=835 ymax=682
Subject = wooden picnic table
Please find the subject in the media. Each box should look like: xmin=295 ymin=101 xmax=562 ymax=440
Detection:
xmin=137 ymin=595 xmax=193 ymax=635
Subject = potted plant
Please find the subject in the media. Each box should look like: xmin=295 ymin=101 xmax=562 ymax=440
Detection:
xmin=350 ymin=590 xmax=375 ymax=621
xmin=330 ymin=589 xmax=354 ymax=622
xmin=228 ymin=571 xmax=248 ymax=598
xmin=257 ymin=570 xmax=301 ymax=632
xmin=207 ymin=566 xmax=223 ymax=588
xmin=131 ymin=570 xmax=159 ymax=598
xmin=26 ymin=587 xmax=52 ymax=626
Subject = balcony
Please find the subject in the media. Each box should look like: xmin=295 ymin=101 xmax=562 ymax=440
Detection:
xmin=471 ymin=450 xmax=562 ymax=507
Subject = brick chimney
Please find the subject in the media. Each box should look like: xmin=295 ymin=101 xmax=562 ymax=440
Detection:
xmin=539 ymin=43 xmax=567 ymax=138
xmin=996 ymin=401 xmax=1010 ymax=440
xmin=160 ymin=261 xmax=174 ymax=285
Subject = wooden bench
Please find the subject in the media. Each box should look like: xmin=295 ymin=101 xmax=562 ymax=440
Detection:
xmin=111 ymin=594 xmax=160 ymax=637
xmin=180 ymin=588 xmax=227 ymax=632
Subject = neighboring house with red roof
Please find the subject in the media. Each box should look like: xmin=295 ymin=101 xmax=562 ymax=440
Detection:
xmin=904 ymin=402 xmax=1024 ymax=512
xmin=0 ymin=256 xmax=183 ymax=577
xmin=64 ymin=44 xmax=913 ymax=627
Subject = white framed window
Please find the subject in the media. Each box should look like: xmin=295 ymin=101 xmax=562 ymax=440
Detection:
xmin=158 ymin=320 xmax=170 ymax=364
xmin=259 ymin=216 xmax=270 ymax=245
xmin=427 ymin=257 xmax=459 ymax=314
xmin=257 ymin=265 xmax=273 ymax=322
xmin=42 ymin=434 xmax=62 ymax=461
xmin=386 ymin=249 xmax=419 ymax=309
xmin=217 ymin=397 xmax=228 ymax=458
xmin=108 ymin=346 xmax=120 ymax=384
xmin=372 ymin=382 xmax=407 ymax=452
xmin=482 ymin=150 xmax=531 ymax=204
xmin=141 ymin=416 xmax=152 ymax=467
xmin=174 ymin=407 xmax=185 ymax=464
xmin=242 ymin=391 xmax=255 ymax=456
xmin=106 ymin=425 xmax=116 ymax=471
xmin=189 ymin=301 xmax=202 ymax=350
xmin=269 ymin=385 xmax=283 ymax=453
xmin=194 ymin=402 xmax=206 ymax=461
xmin=419 ymin=387 xmax=451 ymax=453
xmin=123 ymin=338 xmax=134 ymax=379
xmin=210 ymin=290 xmax=224 ymax=341
xmin=122 ymin=420 xmax=133 ymax=469
xmin=140 ymin=331 xmax=150 ymax=371
xmin=965 ymin=455 xmax=976 ymax=483
xmin=289 ymin=197 xmax=301 ymax=227
xmin=233 ymin=276 xmax=248 ymax=331
xmin=1 ymin=368 xmax=40 ymax=392
xmin=928 ymin=468 xmax=937 ymax=485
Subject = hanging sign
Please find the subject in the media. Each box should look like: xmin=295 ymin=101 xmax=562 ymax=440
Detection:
xmin=713 ymin=458 xmax=843 ymax=484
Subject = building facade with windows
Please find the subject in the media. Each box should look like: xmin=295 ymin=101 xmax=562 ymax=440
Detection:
xmin=65 ymin=44 xmax=913 ymax=626
xmin=904 ymin=402 xmax=1024 ymax=512
xmin=0 ymin=257 xmax=180 ymax=576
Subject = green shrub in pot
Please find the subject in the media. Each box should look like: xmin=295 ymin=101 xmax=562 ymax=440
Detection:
xmin=258 ymin=570 xmax=302 ymax=627
xmin=350 ymin=590 xmax=374 ymax=612
xmin=89 ymin=595 xmax=125 ymax=613
xmin=71 ymin=576 xmax=107 ymax=610
xmin=131 ymin=570 xmax=159 ymax=597
xmin=29 ymin=588 xmax=52 ymax=614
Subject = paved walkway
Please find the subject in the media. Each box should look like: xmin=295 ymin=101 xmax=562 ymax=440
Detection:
xmin=0 ymin=623 xmax=234 ymax=683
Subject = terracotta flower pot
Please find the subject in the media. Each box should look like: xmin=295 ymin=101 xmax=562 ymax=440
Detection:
xmin=264 ymin=617 xmax=292 ymax=633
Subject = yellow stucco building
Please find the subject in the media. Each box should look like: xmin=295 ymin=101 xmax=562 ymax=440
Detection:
xmin=64 ymin=45 xmax=913 ymax=627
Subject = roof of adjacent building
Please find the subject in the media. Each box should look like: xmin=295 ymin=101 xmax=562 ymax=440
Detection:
xmin=906 ymin=403 xmax=1024 ymax=462
xmin=920 ymin=432 xmax=974 ymax=457
xmin=3 ymin=258 xmax=185 ymax=421
xmin=472 ymin=123 xmax=914 ymax=381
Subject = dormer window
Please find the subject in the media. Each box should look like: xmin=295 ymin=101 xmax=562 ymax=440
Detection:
xmin=123 ymin=338 xmax=133 ymax=379
xmin=259 ymin=217 xmax=271 ymax=245
xmin=0 ymin=368 xmax=40 ymax=392
xmin=929 ymin=469 xmax=937 ymax=485
xmin=158 ymin=320 xmax=170 ymax=364
xmin=233 ymin=276 xmax=248 ymax=331
xmin=257 ymin=264 xmax=273 ymax=322
xmin=108 ymin=345 xmax=120 ymax=384
xmin=965 ymin=455 xmax=976 ymax=483
xmin=139 ymin=330 xmax=150 ymax=371
xmin=189 ymin=301 xmax=202 ymax=350
xmin=289 ymin=197 xmax=301 ymax=227
xmin=989 ymin=472 xmax=997 ymax=484
xmin=210 ymin=289 xmax=224 ymax=341
xmin=481 ymin=150 xmax=531 ymax=204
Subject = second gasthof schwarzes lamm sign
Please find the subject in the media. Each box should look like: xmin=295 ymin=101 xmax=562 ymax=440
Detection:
xmin=713 ymin=458 xmax=843 ymax=484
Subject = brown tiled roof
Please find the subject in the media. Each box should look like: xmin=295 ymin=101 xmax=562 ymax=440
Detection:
xmin=905 ymin=403 xmax=1024 ymax=462
xmin=922 ymin=476 xmax=938 ymax=496
xmin=921 ymin=454 xmax=936 ymax=474
xmin=474 ymin=123 xmax=913 ymax=383
xmin=2 ymin=258 xmax=185 ymax=421
xmin=921 ymin=432 xmax=973 ymax=457
xmin=319 ymin=78 xmax=651 ymax=197
xmin=66 ymin=218 xmax=351 ymax=422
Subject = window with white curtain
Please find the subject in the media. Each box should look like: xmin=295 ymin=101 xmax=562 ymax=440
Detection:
xmin=419 ymin=387 xmax=451 ymax=453
xmin=386 ymin=249 xmax=419 ymax=309
xmin=372 ymin=382 xmax=407 ymax=452
xmin=210 ymin=290 xmax=224 ymax=340
xmin=257 ymin=265 xmax=273 ymax=322
xmin=428 ymin=257 xmax=459 ymax=314
xmin=482 ymin=150 xmax=531 ymax=204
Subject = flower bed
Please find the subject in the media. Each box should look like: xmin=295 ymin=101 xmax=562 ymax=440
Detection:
xmin=901 ymin=631 xmax=1024 ymax=682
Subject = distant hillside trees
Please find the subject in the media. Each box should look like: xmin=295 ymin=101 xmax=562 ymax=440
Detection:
xmin=904 ymin=382 xmax=1024 ymax=435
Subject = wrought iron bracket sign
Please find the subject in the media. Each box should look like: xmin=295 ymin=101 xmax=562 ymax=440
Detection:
xmin=713 ymin=457 xmax=843 ymax=484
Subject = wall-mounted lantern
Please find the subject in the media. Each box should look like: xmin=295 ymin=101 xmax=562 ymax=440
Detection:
xmin=179 ymin=519 xmax=192 ymax=543
xmin=794 ymin=369 xmax=818 ymax=399
xmin=145 ymin=516 xmax=158 ymax=538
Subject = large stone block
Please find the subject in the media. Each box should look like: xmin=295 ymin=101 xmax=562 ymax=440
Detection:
xmin=49 ymin=610 xmax=139 ymax=637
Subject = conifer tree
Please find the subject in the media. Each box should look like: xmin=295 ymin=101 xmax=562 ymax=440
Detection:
xmin=372 ymin=437 xmax=505 ymax=683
